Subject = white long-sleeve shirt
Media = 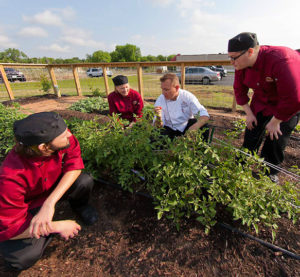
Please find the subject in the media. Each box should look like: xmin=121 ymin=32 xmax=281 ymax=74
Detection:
xmin=154 ymin=89 xmax=209 ymax=132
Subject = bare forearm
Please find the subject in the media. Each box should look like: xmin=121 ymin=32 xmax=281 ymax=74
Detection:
xmin=188 ymin=116 xmax=209 ymax=131
xmin=44 ymin=170 xmax=81 ymax=207
xmin=242 ymin=104 xmax=254 ymax=116
xmin=10 ymin=221 xmax=66 ymax=240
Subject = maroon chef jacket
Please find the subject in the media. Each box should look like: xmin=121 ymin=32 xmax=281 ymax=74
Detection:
xmin=234 ymin=45 xmax=300 ymax=121
xmin=108 ymin=88 xmax=144 ymax=122
xmin=0 ymin=133 xmax=84 ymax=241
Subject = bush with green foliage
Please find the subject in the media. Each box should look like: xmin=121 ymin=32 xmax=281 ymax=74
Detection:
xmin=68 ymin=113 xmax=299 ymax=238
xmin=90 ymin=87 xmax=107 ymax=98
xmin=0 ymin=103 xmax=26 ymax=160
xmin=40 ymin=74 xmax=52 ymax=93
xmin=69 ymin=97 xmax=109 ymax=113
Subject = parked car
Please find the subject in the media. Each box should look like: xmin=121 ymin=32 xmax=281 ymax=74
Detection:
xmin=177 ymin=67 xmax=221 ymax=85
xmin=0 ymin=68 xmax=26 ymax=82
xmin=86 ymin=68 xmax=113 ymax=77
xmin=208 ymin=65 xmax=227 ymax=78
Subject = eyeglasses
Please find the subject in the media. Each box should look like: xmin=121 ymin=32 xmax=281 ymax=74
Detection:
xmin=229 ymin=50 xmax=248 ymax=61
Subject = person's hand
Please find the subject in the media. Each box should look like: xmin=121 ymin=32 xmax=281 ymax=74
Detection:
xmin=154 ymin=106 xmax=162 ymax=118
xmin=245 ymin=112 xmax=257 ymax=130
xmin=266 ymin=117 xmax=282 ymax=140
xmin=54 ymin=220 xmax=81 ymax=240
xmin=127 ymin=122 xmax=135 ymax=129
xmin=29 ymin=202 xmax=55 ymax=239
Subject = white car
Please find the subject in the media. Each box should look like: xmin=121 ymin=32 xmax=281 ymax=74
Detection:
xmin=86 ymin=68 xmax=113 ymax=77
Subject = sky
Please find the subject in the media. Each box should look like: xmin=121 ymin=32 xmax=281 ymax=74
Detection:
xmin=0 ymin=0 xmax=300 ymax=59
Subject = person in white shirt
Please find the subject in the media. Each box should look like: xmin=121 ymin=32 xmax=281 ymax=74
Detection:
xmin=154 ymin=73 xmax=209 ymax=140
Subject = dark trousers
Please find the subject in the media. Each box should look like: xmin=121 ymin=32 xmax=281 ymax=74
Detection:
xmin=0 ymin=172 xmax=94 ymax=271
xmin=242 ymin=112 xmax=300 ymax=175
xmin=160 ymin=118 xmax=210 ymax=141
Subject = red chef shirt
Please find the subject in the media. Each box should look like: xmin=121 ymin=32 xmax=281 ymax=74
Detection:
xmin=233 ymin=45 xmax=300 ymax=121
xmin=0 ymin=133 xmax=84 ymax=241
xmin=108 ymin=88 xmax=144 ymax=122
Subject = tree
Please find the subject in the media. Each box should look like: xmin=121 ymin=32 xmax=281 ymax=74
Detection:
xmin=157 ymin=55 xmax=167 ymax=61
xmin=110 ymin=44 xmax=141 ymax=62
xmin=86 ymin=50 xmax=111 ymax=63
xmin=0 ymin=48 xmax=28 ymax=62
xmin=167 ymin=54 xmax=176 ymax=61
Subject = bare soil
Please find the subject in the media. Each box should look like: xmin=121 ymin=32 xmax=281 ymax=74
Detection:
xmin=1 ymin=95 xmax=299 ymax=277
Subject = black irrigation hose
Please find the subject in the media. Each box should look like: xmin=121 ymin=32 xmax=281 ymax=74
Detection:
xmin=218 ymin=223 xmax=300 ymax=261
xmin=96 ymin=177 xmax=300 ymax=261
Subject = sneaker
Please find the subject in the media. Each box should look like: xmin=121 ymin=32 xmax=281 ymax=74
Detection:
xmin=269 ymin=174 xmax=279 ymax=184
xmin=73 ymin=204 xmax=99 ymax=225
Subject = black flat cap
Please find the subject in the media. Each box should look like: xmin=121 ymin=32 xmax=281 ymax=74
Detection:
xmin=14 ymin=112 xmax=67 ymax=146
xmin=112 ymin=75 xmax=128 ymax=86
xmin=228 ymin=32 xmax=259 ymax=52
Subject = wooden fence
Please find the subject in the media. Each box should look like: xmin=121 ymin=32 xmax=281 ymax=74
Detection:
xmin=0 ymin=60 xmax=236 ymax=110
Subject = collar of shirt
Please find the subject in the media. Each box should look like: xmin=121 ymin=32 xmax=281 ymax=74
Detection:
xmin=252 ymin=45 xmax=266 ymax=71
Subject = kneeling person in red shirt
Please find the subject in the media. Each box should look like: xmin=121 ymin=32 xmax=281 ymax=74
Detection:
xmin=0 ymin=112 xmax=98 ymax=271
xmin=108 ymin=75 xmax=144 ymax=127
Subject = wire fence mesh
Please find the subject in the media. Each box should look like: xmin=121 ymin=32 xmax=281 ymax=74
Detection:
xmin=0 ymin=64 xmax=237 ymax=111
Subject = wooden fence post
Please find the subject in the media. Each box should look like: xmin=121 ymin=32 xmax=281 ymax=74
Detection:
xmin=47 ymin=66 xmax=61 ymax=97
xmin=232 ymin=96 xmax=237 ymax=113
xmin=181 ymin=63 xmax=185 ymax=90
xmin=0 ymin=65 xmax=14 ymax=100
xmin=72 ymin=66 xmax=82 ymax=96
xmin=137 ymin=64 xmax=144 ymax=100
xmin=102 ymin=66 xmax=110 ymax=96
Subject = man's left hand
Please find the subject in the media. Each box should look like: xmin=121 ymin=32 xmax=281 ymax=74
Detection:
xmin=266 ymin=117 xmax=282 ymax=140
xmin=29 ymin=202 xmax=55 ymax=239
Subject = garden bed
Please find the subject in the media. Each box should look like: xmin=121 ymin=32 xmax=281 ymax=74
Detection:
xmin=0 ymin=96 xmax=299 ymax=276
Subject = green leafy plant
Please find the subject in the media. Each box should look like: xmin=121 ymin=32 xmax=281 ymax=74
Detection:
xmin=88 ymin=85 xmax=107 ymax=98
xmin=68 ymin=114 xmax=299 ymax=237
xmin=224 ymin=118 xmax=246 ymax=139
xmin=39 ymin=73 xmax=52 ymax=93
xmin=69 ymin=97 xmax=109 ymax=113
xmin=0 ymin=103 xmax=26 ymax=160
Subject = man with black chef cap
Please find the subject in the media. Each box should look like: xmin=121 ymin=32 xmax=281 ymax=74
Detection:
xmin=0 ymin=112 xmax=98 ymax=271
xmin=228 ymin=32 xmax=300 ymax=183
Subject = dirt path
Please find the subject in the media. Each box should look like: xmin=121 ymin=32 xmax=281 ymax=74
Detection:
xmin=19 ymin=96 xmax=86 ymax=114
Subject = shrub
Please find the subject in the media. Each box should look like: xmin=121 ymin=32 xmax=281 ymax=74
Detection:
xmin=69 ymin=97 xmax=109 ymax=113
xmin=68 ymin=115 xmax=299 ymax=238
xmin=40 ymin=74 xmax=52 ymax=93
xmin=90 ymin=87 xmax=107 ymax=98
xmin=0 ymin=103 xmax=26 ymax=160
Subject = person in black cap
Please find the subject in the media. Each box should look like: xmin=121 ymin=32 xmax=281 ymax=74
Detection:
xmin=228 ymin=32 xmax=300 ymax=183
xmin=0 ymin=112 xmax=98 ymax=271
xmin=108 ymin=75 xmax=144 ymax=127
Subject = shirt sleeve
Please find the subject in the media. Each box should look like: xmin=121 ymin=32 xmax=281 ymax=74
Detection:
xmin=61 ymin=133 xmax=84 ymax=173
xmin=272 ymin=60 xmax=300 ymax=121
xmin=0 ymin=177 xmax=33 ymax=241
xmin=108 ymin=92 xmax=119 ymax=116
xmin=233 ymin=70 xmax=251 ymax=106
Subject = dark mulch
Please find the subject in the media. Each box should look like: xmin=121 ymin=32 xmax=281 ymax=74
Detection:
xmin=1 ymin=94 xmax=62 ymax=106
xmin=0 ymin=103 xmax=299 ymax=277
